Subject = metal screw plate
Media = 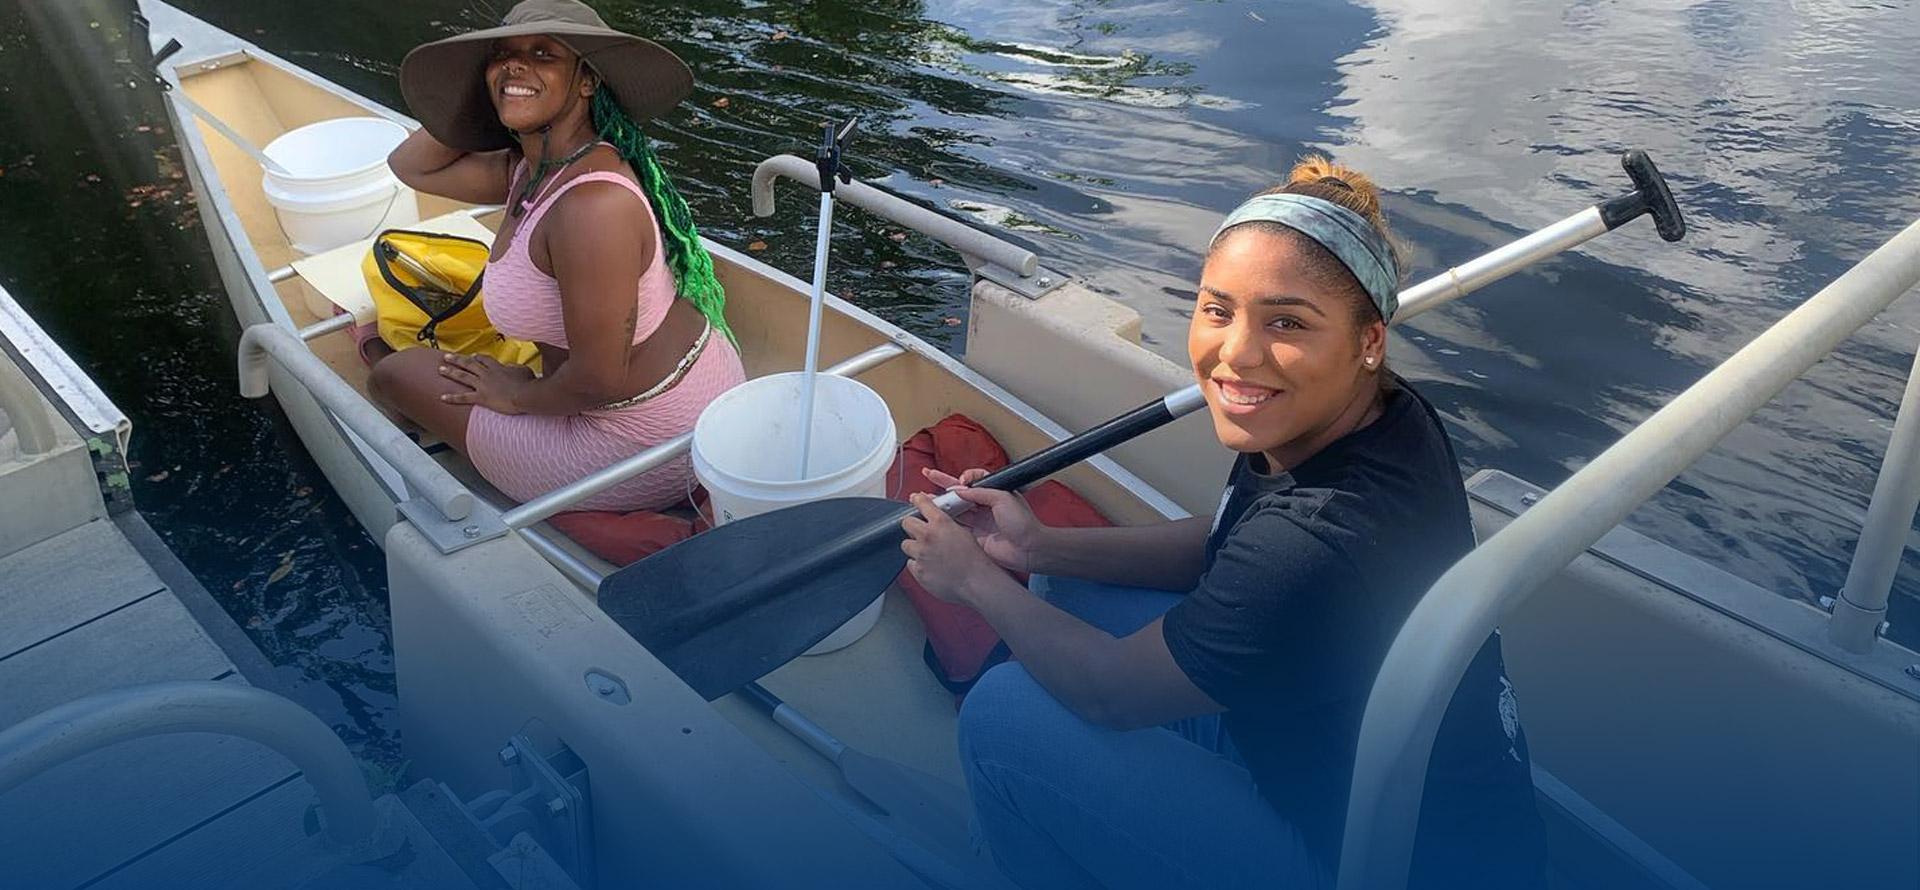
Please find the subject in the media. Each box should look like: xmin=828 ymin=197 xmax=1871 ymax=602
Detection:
xmin=584 ymin=669 xmax=631 ymax=705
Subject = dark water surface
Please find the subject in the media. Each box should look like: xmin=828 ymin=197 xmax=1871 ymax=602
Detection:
xmin=3 ymin=0 xmax=1917 ymax=766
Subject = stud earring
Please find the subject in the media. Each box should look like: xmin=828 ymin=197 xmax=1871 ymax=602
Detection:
xmin=1363 ymin=357 xmax=1376 ymax=368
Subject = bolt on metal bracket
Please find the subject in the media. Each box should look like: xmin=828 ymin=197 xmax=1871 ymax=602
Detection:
xmin=479 ymin=729 xmax=595 ymax=888
xmin=399 ymin=498 xmax=508 ymax=555
xmin=975 ymin=261 xmax=1070 ymax=300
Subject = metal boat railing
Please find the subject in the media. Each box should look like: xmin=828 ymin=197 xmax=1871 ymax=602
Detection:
xmin=751 ymin=154 xmax=1066 ymax=299
xmin=0 ymin=681 xmax=400 ymax=858
xmin=1337 ymin=217 xmax=1920 ymax=889
xmin=1832 ymin=330 xmax=1920 ymax=651
xmin=239 ymin=322 xmax=475 ymax=522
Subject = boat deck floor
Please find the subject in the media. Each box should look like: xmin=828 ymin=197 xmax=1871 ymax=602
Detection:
xmin=0 ymin=514 xmax=476 ymax=889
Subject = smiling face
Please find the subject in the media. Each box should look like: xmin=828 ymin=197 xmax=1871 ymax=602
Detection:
xmin=1188 ymin=226 xmax=1388 ymax=469
xmin=485 ymin=35 xmax=593 ymax=134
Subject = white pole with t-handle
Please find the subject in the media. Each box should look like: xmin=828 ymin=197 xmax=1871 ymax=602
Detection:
xmin=797 ymin=118 xmax=860 ymax=479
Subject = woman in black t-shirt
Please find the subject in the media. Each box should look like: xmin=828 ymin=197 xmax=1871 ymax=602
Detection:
xmin=900 ymin=156 xmax=1546 ymax=889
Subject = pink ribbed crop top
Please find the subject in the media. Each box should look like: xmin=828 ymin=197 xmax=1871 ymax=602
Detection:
xmin=483 ymin=156 xmax=677 ymax=349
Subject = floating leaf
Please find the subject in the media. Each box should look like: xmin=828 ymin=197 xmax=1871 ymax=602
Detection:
xmin=711 ymin=96 xmax=731 ymax=109
xmin=146 ymin=470 xmax=169 ymax=482
xmin=294 ymin=486 xmax=312 ymax=497
xmin=888 ymin=231 xmax=908 ymax=242
xmin=928 ymin=178 xmax=944 ymax=187
xmin=747 ymin=240 xmax=768 ymax=252
xmin=771 ymin=31 xmax=789 ymax=41
xmin=879 ymin=260 xmax=897 ymax=269
xmin=266 ymin=550 xmax=294 ymax=586
xmin=943 ymin=317 xmax=962 ymax=326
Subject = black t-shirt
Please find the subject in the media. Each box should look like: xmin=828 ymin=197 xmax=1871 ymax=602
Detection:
xmin=1161 ymin=379 xmax=1546 ymax=889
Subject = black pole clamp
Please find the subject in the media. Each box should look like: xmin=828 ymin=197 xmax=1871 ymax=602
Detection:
xmin=1597 ymin=149 xmax=1685 ymax=242
xmin=814 ymin=117 xmax=858 ymax=197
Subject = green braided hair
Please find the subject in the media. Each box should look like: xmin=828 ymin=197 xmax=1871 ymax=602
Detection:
xmin=589 ymin=85 xmax=734 ymax=345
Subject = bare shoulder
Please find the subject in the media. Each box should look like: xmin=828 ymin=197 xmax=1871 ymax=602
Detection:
xmin=550 ymin=149 xmax=654 ymax=230
xmin=539 ymin=169 xmax=657 ymax=275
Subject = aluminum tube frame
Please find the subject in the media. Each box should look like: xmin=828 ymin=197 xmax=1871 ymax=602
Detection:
xmin=1831 ymin=330 xmax=1920 ymax=651
xmin=1396 ymin=208 xmax=1609 ymax=320
xmin=299 ymin=313 xmax=355 ymax=341
xmin=515 ymin=522 xmax=607 ymax=591
xmin=1337 ymin=216 xmax=1920 ymax=890
xmin=0 ymin=681 xmax=395 ymax=856
xmin=751 ymin=155 xmax=1039 ymax=278
xmin=501 ymin=343 xmax=908 ymax=529
xmin=238 ymin=323 xmax=474 ymax=522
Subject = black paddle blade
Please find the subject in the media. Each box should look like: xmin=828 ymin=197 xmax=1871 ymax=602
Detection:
xmin=597 ymin=496 xmax=912 ymax=700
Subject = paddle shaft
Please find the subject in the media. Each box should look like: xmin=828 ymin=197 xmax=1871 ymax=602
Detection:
xmin=741 ymin=682 xmax=844 ymax=759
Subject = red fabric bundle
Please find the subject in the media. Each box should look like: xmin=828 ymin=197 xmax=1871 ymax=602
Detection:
xmin=549 ymin=414 xmax=1113 ymax=695
xmin=886 ymin=416 xmax=1112 ymax=694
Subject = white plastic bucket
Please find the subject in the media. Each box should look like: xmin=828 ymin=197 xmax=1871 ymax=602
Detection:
xmin=692 ymin=372 xmax=897 ymax=654
xmin=260 ymin=117 xmax=419 ymax=262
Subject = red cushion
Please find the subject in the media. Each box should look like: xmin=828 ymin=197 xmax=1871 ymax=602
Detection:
xmin=886 ymin=416 xmax=1112 ymax=698
xmin=548 ymin=413 xmax=1113 ymax=699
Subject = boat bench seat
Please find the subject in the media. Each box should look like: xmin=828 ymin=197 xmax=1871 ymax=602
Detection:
xmin=288 ymin=210 xmax=496 ymax=323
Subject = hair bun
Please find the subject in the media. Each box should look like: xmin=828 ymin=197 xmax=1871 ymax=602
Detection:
xmin=1285 ymin=155 xmax=1382 ymax=218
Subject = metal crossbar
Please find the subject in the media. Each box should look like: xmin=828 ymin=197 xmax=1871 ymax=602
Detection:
xmin=1337 ymin=217 xmax=1920 ymax=889
xmin=238 ymin=322 xmax=474 ymax=522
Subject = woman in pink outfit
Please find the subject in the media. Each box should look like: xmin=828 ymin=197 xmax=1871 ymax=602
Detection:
xmin=370 ymin=0 xmax=744 ymax=512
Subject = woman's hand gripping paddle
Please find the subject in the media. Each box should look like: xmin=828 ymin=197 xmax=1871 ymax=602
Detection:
xmin=597 ymin=386 xmax=1209 ymax=700
xmin=597 ymin=147 xmax=1686 ymax=701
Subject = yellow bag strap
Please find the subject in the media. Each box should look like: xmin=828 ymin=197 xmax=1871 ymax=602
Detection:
xmin=372 ymin=230 xmax=488 ymax=344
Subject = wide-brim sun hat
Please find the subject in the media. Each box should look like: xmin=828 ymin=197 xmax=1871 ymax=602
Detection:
xmin=399 ymin=0 xmax=693 ymax=153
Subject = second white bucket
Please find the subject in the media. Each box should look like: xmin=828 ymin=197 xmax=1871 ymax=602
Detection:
xmin=261 ymin=117 xmax=419 ymax=263
xmin=692 ymin=372 xmax=898 ymax=654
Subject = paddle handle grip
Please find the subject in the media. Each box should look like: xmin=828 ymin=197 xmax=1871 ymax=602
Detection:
xmin=934 ymin=385 xmax=1206 ymax=512
xmin=1597 ymin=149 xmax=1684 ymax=242
xmin=740 ymin=682 xmax=845 ymax=759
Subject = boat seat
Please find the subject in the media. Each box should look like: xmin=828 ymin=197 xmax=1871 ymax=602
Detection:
xmin=288 ymin=210 xmax=496 ymax=323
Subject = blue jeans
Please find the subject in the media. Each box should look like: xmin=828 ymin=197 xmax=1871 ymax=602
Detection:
xmin=958 ymin=575 xmax=1330 ymax=890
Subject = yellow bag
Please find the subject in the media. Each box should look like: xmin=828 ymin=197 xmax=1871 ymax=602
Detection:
xmin=364 ymin=230 xmax=541 ymax=369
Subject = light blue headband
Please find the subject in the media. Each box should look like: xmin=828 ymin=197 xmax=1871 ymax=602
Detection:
xmin=1211 ymin=193 xmax=1399 ymax=321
